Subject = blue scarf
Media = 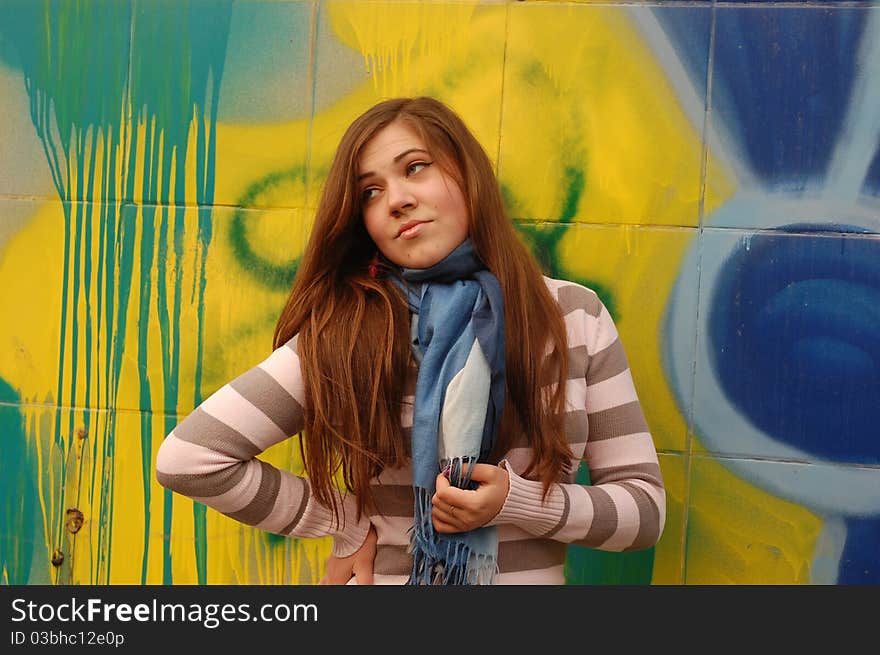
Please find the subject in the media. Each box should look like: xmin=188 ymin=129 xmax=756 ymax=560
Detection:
xmin=394 ymin=239 xmax=506 ymax=585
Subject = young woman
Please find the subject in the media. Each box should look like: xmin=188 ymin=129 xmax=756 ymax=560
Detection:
xmin=156 ymin=96 xmax=666 ymax=585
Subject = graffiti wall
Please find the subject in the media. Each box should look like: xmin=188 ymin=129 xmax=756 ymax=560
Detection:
xmin=0 ymin=0 xmax=877 ymax=586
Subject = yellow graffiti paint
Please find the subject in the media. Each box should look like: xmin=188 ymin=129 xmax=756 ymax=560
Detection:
xmin=687 ymin=454 xmax=820 ymax=584
xmin=307 ymin=2 xmax=507 ymax=209
xmin=327 ymin=1 xmax=479 ymax=98
xmin=501 ymin=4 xmax=736 ymax=226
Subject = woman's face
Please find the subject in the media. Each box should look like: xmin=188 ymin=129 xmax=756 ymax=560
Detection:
xmin=358 ymin=120 xmax=469 ymax=269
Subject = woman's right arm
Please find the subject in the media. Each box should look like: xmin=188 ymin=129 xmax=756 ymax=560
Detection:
xmin=155 ymin=335 xmax=372 ymax=558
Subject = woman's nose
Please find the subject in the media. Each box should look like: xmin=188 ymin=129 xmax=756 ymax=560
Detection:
xmin=387 ymin=180 xmax=417 ymax=215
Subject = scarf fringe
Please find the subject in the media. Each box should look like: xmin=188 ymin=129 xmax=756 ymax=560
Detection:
xmin=407 ymin=472 xmax=498 ymax=586
xmin=408 ymin=486 xmax=440 ymax=585
xmin=445 ymin=455 xmax=476 ymax=489
xmin=413 ymin=542 xmax=498 ymax=586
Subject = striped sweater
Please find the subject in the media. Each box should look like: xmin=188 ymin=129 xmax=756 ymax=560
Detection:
xmin=155 ymin=277 xmax=666 ymax=584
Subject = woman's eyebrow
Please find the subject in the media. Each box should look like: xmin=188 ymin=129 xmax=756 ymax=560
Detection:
xmin=392 ymin=147 xmax=429 ymax=163
xmin=357 ymin=148 xmax=430 ymax=181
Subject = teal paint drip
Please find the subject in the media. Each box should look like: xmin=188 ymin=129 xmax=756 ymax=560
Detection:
xmin=82 ymin=129 xmax=99 ymax=422
xmin=194 ymin=15 xmax=228 ymax=582
xmin=191 ymin=40 xmax=223 ymax=575
xmin=92 ymin=195 xmax=108 ymax=509
xmin=136 ymin=190 xmax=156 ymax=586
xmin=0 ymin=381 xmax=39 ymax=584
xmin=55 ymin=200 xmax=73 ymax=452
xmin=1 ymin=0 xmax=133 ymax=583
xmin=191 ymin=210 xmax=212 ymax=584
xmin=1 ymin=0 xmax=232 ymax=584
xmin=128 ymin=0 xmax=233 ymax=584
xmin=67 ymin=200 xmax=83 ymax=433
xmin=100 ymin=206 xmax=137 ymax=583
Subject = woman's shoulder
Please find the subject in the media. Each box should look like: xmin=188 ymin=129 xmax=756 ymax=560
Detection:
xmin=541 ymin=275 xmax=604 ymax=317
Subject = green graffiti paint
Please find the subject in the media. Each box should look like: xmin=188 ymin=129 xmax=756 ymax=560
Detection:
xmin=193 ymin=502 xmax=208 ymax=585
xmin=520 ymin=60 xmax=547 ymax=88
xmin=565 ymin=543 xmax=656 ymax=585
xmin=558 ymin=166 xmax=584 ymax=223
xmin=514 ymin=221 xmax=564 ymax=277
xmin=509 ymin=166 xmax=619 ymax=320
xmin=265 ymin=532 xmax=287 ymax=547
xmin=506 ymin=166 xmax=585 ymax=278
xmin=578 ymin=280 xmax=618 ymax=322
xmin=229 ymin=167 xmax=306 ymax=291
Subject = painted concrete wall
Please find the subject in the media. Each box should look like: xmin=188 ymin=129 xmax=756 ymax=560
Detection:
xmin=0 ymin=0 xmax=877 ymax=586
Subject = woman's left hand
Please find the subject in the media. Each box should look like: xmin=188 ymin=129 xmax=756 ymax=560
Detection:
xmin=431 ymin=463 xmax=509 ymax=533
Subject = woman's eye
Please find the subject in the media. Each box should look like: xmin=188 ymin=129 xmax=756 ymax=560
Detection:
xmin=362 ymin=187 xmax=380 ymax=201
xmin=407 ymin=161 xmax=430 ymax=175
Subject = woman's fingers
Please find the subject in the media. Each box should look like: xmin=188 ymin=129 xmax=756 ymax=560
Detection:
xmin=319 ymin=559 xmax=353 ymax=585
xmin=431 ymin=462 xmax=509 ymax=531
xmin=465 ymin=463 xmax=500 ymax=482
xmin=352 ymin=525 xmax=378 ymax=584
xmin=432 ymin=510 xmax=468 ymax=533
xmin=353 ymin=559 xmax=374 ymax=585
xmin=433 ymin=471 xmax=472 ymax=506
xmin=431 ymin=498 xmax=471 ymax=532
xmin=319 ymin=524 xmax=378 ymax=584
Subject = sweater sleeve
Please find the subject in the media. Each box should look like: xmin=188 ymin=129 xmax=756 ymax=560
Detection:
xmin=488 ymin=285 xmax=666 ymax=552
xmin=155 ymin=335 xmax=372 ymax=558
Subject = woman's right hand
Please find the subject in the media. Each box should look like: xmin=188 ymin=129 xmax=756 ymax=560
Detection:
xmin=318 ymin=524 xmax=378 ymax=585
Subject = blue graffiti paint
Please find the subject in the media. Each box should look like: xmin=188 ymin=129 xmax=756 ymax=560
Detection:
xmin=708 ymin=223 xmax=880 ymax=584
xmin=709 ymin=224 xmax=879 ymax=465
xmin=839 ymin=517 xmax=880 ymax=583
xmin=712 ymin=8 xmax=866 ymax=186
xmin=650 ymin=6 xmax=712 ymax=102
xmin=866 ymin=150 xmax=880 ymax=196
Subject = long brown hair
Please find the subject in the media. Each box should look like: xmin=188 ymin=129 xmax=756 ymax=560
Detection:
xmin=273 ymin=97 xmax=571 ymax=520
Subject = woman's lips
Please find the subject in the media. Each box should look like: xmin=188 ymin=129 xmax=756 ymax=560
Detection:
xmin=398 ymin=221 xmax=427 ymax=239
